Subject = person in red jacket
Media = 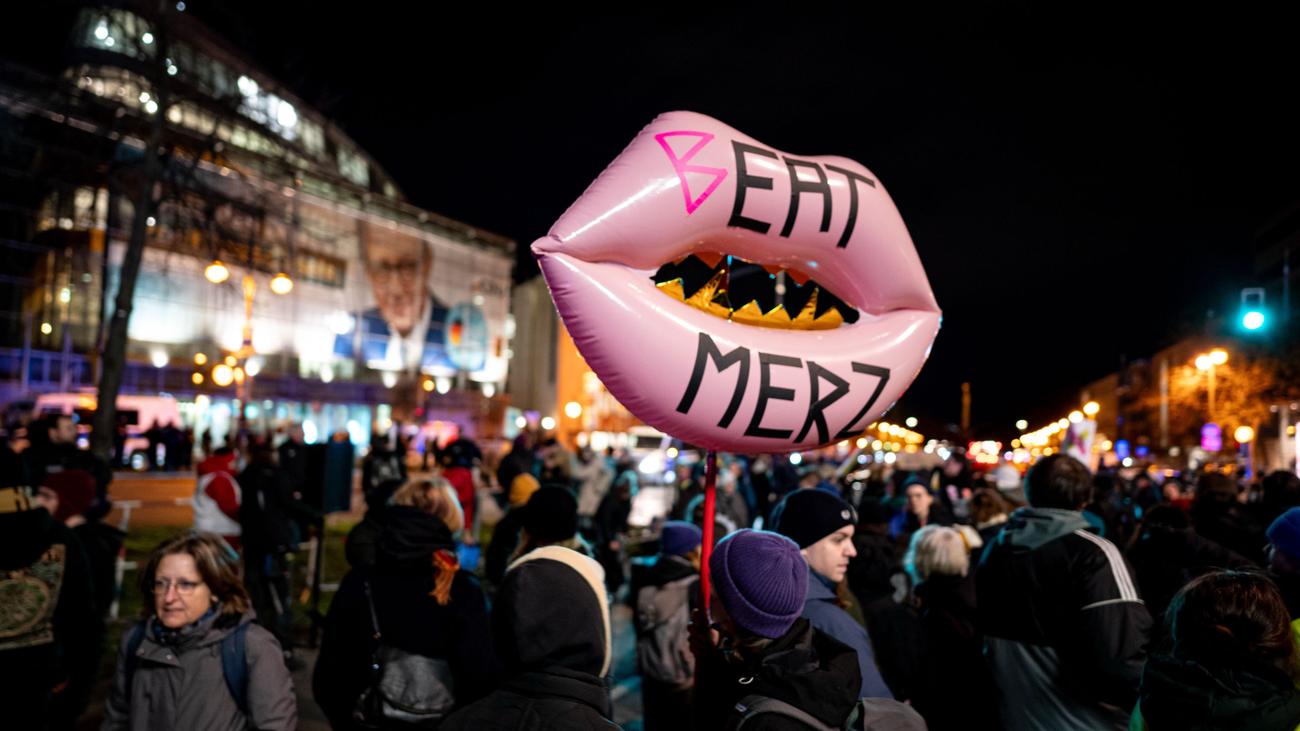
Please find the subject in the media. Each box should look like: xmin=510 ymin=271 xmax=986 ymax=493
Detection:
xmin=439 ymin=436 xmax=482 ymax=543
xmin=194 ymin=447 xmax=242 ymax=551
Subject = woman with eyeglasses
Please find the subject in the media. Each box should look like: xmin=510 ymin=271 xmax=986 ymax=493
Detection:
xmin=102 ymin=532 xmax=296 ymax=730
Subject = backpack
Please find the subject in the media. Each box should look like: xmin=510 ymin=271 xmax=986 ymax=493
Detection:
xmin=352 ymin=580 xmax=456 ymax=728
xmin=124 ymin=621 xmax=250 ymax=714
xmin=727 ymin=695 xmax=928 ymax=731
xmin=0 ymin=543 xmax=66 ymax=652
xmin=634 ymin=574 xmax=695 ymax=685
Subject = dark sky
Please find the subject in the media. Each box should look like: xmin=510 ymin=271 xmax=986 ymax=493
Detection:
xmin=9 ymin=4 xmax=1300 ymax=438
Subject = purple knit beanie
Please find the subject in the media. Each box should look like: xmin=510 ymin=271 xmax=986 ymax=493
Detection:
xmin=709 ymin=528 xmax=807 ymax=639
xmin=660 ymin=520 xmax=703 ymax=557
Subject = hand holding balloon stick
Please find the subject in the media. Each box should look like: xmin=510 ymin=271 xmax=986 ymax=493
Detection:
xmin=531 ymin=111 xmax=940 ymax=646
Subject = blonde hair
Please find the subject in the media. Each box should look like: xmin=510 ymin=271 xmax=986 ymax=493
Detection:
xmin=905 ymin=525 xmax=970 ymax=584
xmin=390 ymin=477 xmax=464 ymax=606
xmin=391 ymin=477 xmax=464 ymax=535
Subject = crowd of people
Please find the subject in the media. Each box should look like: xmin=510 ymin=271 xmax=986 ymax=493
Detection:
xmin=8 ymin=412 xmax=1300 ymax=730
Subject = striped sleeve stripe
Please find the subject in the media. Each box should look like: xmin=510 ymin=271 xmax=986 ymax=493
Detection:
xmin=1073 ymin=529 xmax=1141 ymax=603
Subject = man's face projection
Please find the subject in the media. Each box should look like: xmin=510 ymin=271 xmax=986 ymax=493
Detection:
xmin=365 ymin=237 xmax=429 ymax=337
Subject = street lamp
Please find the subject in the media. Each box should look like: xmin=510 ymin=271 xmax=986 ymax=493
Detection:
xmin=1083 ymin=401 xmax=1100 ymax=418
xmin=204 ymin=259 xmax=230 ymax=284
xmin=1194 ymin=349 xmax=1228 ymax=421
xmin=1236 ymin=425 xmax=1257 ymax=479
xmin=269 ymin=271 xmax=294 ymax=295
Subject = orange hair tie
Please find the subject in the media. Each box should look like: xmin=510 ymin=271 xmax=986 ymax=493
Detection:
xmin=429 ymin=549 xmax=460 ymax=606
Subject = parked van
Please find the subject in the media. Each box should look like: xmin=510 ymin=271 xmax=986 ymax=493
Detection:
xmin=32 ymin=391 xmax=181 ymax=468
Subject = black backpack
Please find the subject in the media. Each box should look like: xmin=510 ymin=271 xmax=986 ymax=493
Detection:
xmin=727 ymin=695 xmax=928 ymax=731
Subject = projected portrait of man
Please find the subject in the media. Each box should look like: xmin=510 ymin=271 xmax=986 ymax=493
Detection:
xmin=334 ymin=228 xmax=451 ymax=372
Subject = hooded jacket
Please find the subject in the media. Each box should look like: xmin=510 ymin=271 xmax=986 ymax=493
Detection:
xmin=1134 ymin=654 xmax=1300 ymax=730
xmin=442 ymin=545 xmax=617 ymax=730
xmin=977 ymin=507 xmax=1151 ymax=731
xmin=802 ymin=571 xmax=894 ymax=699
xmin=194 ymin=453 xmax=241 ymax=543
xmin=695 ymin=618 xmax=863 ymax=731
xmin=315 ymin=505 xmax=498 ymax=729
xmin=101 ymin=610 xmax=296 ymax=731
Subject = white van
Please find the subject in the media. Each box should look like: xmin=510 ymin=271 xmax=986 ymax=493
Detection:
xmin=32 ymin=391 xmax=181 ymax=467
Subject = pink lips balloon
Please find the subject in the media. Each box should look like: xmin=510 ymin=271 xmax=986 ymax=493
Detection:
xmin=533 ymin=111 xmax=940 ymax=453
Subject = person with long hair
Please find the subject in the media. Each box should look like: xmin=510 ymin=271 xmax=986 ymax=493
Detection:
xmin=102 ymin=532 xmax=296 ymax=730
xmin=1133 ymin=570 xmax=1300 ymax=729
xmin=315 ymin=477 xmax=497 ymax=729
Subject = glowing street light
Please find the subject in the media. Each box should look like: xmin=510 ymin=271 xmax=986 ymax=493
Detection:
xmin=204 ymin=259 xmax=230 ymax=284
xmin=1068 ymin=410 xmax=1084 ymax=423
xmin=1234 ymin=425 xmax=1255 ymax=444
xmin=194 ymin=352 xmax=207 ymax=366
xmin=1195 ymin=354 xmax=1213 ymax=371
xmin=1209 ymin=348 xmax=1228 ymax=366
xmin=540 ymin=416 xmax=556 ymax=431
xmin=564 ymin=401 xmax=583 ymax=419
xmin=211 ymin=363 xmax=234 ymax=387
xmin=1015 ymin=419 xmax=1028 ymax=431
xmin=269 ymin=272 xmax=294 ymax=295
xmin=1083 ymin=401 xmax=1100 ymax=417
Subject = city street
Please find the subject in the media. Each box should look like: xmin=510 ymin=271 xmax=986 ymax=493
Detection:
xmin=77 ymin=470 xmax=646 ymax=730
xmin=5 ymin=5 xmax=1300 ymax=730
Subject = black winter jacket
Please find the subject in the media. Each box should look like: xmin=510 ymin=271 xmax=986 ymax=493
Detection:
xmin=694 ymin=619 xmax=863 ymax=731
xmin=910 ymin=574 xmax=999 ymax=730
xmin=442 ymin=545 xmax=618 ymax=730
xmin=977 ymin=507 xmax=1151 ymax=731
xmin=1135 ymin=654 xmax=1300 ymax=730
xmin=314 ymin=506 xmax=499 ymax=729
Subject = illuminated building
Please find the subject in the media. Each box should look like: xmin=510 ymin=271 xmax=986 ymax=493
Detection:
xmin=0 ymin=4 xmax=513 ymax=447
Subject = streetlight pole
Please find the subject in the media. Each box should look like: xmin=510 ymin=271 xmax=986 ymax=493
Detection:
xmin=1195 ymin=348 xmax=1229 ymax=427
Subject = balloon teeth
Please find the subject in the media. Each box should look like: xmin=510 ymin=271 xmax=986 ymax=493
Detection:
xmin=654 ymin=256 xmax=851 ymax=329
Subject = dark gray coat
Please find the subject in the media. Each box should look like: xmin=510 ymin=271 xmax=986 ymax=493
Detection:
xmin=101 ymin=611 xmax=296 ymax=731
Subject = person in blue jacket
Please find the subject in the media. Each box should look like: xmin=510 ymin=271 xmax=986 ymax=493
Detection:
xmin=770 ymin=488 xmax=894 ymax=699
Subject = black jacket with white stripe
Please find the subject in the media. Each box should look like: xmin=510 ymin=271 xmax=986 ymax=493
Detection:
xmin=976 ymin=507 xmax=1151 ymax=731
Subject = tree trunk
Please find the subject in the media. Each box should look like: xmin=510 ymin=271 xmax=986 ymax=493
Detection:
xmin=89 ymin=21 xmax=169 ymax=463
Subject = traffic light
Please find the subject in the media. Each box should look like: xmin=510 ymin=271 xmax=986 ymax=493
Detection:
xmin=1240 ymin=287 xmax=1267 ymax=331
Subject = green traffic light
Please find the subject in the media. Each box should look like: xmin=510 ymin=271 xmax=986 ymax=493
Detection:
xmin=1242 ymin=310 xmax=1266 ymax=330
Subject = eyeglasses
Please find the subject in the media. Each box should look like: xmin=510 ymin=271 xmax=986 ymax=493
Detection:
xmin=366 ymin=259 xmax=422 ymax=283
xmin=152 ymin=578 xmax=204 ymax=595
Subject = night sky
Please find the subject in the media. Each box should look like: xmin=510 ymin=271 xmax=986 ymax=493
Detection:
xmin=7 ymin=4 xmax=1299 ymax=439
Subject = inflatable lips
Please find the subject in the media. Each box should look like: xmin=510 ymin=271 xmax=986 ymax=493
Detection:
xmin=533 ymin=111 xmax=940 ymax=453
